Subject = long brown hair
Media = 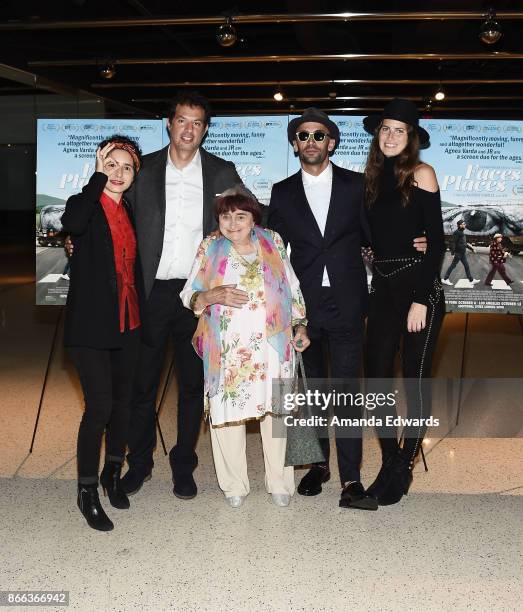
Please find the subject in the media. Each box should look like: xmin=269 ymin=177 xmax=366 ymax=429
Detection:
xmin=364 ymin=122 xmax=420 ymax=207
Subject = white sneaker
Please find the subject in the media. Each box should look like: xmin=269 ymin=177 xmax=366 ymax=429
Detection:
xmin=225 ymin=495 xmax=245 ymax=508
xmin=471 ymin=279 xmax=480 ymax=284
xmin=60 ymin=274 xmax=70 ymax=280
xmin=271 ymin=493 xmax=291 ymax=507
xmin=441 ymin=278 xmax=453 ymax=286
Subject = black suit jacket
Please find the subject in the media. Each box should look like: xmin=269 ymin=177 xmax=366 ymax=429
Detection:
xmin=267 ymin=164 xmax=370 ymax=326
xmin=61 ymin=172 xmax=145 ymax=349
xmin=125 ymin=146 xmax=242 ymax=298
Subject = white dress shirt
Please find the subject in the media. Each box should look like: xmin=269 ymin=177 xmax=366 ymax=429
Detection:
xmin=302 ymin=163 xmax=333 ymax=286
xmin=156 ymin=149 xmax=204 ymax=280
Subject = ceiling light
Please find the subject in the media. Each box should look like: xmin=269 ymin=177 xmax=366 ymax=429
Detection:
xmin=433 ymin=64 xmax=445 ymax=102
xmin=99 ymin=63 xmax=116 ymax=79
xmin=273 ymin=86 xmax=284 ymax=102
xmin=479 ymin=9 xmax=503 ymax=45
xmin=216 ymin=17 xmax=237 ymax=47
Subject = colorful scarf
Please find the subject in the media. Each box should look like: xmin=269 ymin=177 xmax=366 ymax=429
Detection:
xmin=191 ymin=226 xmax=292 ymax=398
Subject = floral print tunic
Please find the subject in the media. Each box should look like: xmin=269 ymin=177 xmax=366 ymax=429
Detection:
xmin=181 ymin=230 xmax=306 ymax=426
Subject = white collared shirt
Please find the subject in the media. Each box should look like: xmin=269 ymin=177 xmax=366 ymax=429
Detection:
xmin=302 ymin=163 xmax=332 ymax=286
xmin=156 ymin=149 xmax=204 ymax=280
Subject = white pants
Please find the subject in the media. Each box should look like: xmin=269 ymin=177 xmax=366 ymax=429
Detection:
xmin=209 ymin=414 xmax=295 ymax=498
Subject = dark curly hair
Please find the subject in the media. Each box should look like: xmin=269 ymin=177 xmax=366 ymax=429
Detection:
xmin=167 ymin=90 xmax=212 ymax=126
xmin=98 ymin=134 xmax=142 ymax=172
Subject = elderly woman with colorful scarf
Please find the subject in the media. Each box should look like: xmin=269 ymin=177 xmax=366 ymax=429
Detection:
xmin=180 ymin=191 xmax=309 ymax=509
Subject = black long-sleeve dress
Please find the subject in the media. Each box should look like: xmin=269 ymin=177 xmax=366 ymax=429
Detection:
xmin=365 ymin=156 xmax=446 ymax=463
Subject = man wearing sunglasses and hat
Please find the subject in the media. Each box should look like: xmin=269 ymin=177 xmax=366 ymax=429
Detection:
xmin=268 ymin=108 xmax=377 ymax=510
xmin=268 ymin=107 xmax=428 ymax=510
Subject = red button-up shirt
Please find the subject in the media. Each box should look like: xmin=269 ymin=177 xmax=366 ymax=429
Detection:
xmin=100 ymin=192 xmax=140 ymax=333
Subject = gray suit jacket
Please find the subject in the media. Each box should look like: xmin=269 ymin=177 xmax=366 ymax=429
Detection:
xmin=126 ymin=146 xmax=242 ymax=298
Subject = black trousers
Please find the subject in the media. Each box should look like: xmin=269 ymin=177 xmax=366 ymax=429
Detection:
xmin=365 ymin=266 xmax=445 ymax=464
xmin=444 ymin=251 xmax=472 ymax=281
xmin=126 ymin=279 xmax=203 ymax=477
xmin=69 ymin=328 xmax=140 ymax=485
xmin=302 ymin=287 xmax=364 ymax=484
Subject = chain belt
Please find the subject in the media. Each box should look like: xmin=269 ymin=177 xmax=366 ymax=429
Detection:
xmin=373 ymin=256 xmax=423 ymax=278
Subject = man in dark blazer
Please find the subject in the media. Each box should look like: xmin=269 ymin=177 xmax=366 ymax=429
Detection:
xmin=267 ymin=108 xmax=377 ymax=510
xmin=122 ymin=91 xmax=242 ymax=499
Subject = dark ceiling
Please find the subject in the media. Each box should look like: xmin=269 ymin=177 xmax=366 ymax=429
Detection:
xmin=1 ymin=0 xmax=523 ymax=118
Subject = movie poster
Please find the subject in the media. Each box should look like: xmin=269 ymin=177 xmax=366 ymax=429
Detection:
xmin=36 ymin=119 xmax=163 ymax=305
xmin=422 ymin=119 xmax=523 ymax=314
xmin=37 ymin=116 xmax=522 ymax=312
xmin=289 ymin=116 xmax=523 ymax=314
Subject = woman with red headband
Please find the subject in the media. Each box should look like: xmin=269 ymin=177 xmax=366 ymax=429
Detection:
xmin=61 ymin=135 xmax=144 ymax=531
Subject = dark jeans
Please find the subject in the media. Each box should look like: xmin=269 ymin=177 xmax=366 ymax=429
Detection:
xmin=126 ymin=279 xmax=204 ymax=478
xmin=485 ymin=262 xmax=513 ymax=285
xmin=69 ymin=328 xmax=140 ymax=485
xmin=365 ymin=268 xmax=445 ymax=464
xmin=444 ymin=251 xmax=472 ymax=281
xmin=302 ymin=287 xmax=364 ymax=484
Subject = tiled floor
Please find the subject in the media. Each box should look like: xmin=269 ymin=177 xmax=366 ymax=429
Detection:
xmin=1 ymin=247 xmax=522 ymax=611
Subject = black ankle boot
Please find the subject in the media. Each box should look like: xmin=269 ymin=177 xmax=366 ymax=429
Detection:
xmin=365 ymin=452 xmax=396 ymax=500
xmin=366 ymin=438 xmax=400 ymax=500
xmin=377 ymin=450 xmax=414 ymax=506
xmin=77 ymin=484 xmax=114 ymax=531
xmin=100 ymin=462 xmax=130 ymax=510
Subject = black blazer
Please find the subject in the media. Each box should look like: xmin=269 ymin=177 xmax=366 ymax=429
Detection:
xmin=267 ymin=164 xmax=371 ymax=325
xmin=125 ymin=146 xmax=242 ymax=298
xmin=61 ymin=172 xmax=145 ymax=349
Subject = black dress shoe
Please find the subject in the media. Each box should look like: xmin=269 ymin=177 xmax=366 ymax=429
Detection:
xmin=173 ymin=473 xmax=197 ymax=500
xmin=100 ymin=462 xmax=130 ymax=509
xmin=77 ymin=484 xmax=114 ymax=531
xmin=339 ymin=481 xmax=378 ymax=511
xmin=297 ymin=464 xmax=330 ymax=496
xmin=120 ymin=469 xmax=152 ymax=496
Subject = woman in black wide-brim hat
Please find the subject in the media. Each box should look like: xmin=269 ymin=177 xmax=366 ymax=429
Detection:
xmin=362 ymin=99 xmax=446 ymax=506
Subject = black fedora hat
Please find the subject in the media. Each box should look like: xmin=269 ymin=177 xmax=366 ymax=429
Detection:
xmin=363 ymin=98 xmax=430 ymax=148
xmin=287 ymin=107 xmax=340 ymax=150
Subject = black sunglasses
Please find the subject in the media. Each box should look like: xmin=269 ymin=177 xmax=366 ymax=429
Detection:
xmin=296 ymin=130 xmax=330 ymax=143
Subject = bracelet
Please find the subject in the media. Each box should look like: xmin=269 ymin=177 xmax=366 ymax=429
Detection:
xmin=189 ymin=291 xmax=201 ymax=311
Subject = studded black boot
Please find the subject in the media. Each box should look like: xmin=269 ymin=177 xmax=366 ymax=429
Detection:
xmin=376 ymin=449 xmax=414 ymax=506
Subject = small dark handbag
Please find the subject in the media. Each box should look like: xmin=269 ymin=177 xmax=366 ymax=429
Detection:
xmin=284 ymin=351 xmax=325 ymax=467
